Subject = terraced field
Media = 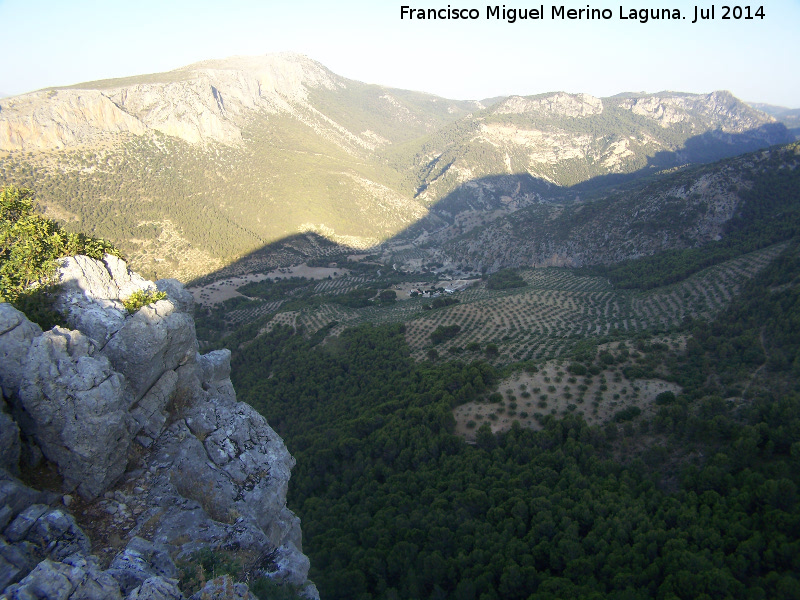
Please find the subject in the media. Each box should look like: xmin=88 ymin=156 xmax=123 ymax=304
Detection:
xmin=227 ymin=300 xmax=286 ymax=325
xmin=276 ymin=242 xmax=786 ymax=363
xmin=404 ymin=243 xmax=785 ymax=362
xmin=453 ymin=337 xmax=684 ymax=441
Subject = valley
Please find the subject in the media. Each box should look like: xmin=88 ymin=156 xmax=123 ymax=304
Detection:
xmin=1 ymin=54 xmax=794 ymax=282
xmin=3 ymin=53 xmax=800 ymax=600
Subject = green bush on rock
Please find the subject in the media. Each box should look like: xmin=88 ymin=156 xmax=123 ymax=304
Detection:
xmin=0 ymin=186 xmax=122 ymax=327
xmin=122 ymin=289 xmax=168 ymax=314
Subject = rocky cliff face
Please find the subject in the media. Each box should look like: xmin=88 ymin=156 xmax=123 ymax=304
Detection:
xmin=0 ymin=255 xmax=317 ymax=599
xmin=0 ymin=53 xmax=440 ymax=153
xmin=0 ymin=53 xmax=338 ymax=149
xmin=438 ymin=143 xmax=800 ymax=273
xmin=406 ymin=91 xmax=791 ymax=231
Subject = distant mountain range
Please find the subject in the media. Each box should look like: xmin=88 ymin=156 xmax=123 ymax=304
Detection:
xmin=0 ymin=53 xmax=794 ymax=280
xmin=748 ymin=102 xmax=800 ymax=138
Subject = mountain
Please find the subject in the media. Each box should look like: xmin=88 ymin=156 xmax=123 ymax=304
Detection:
xmin=433 ymin=142 xmax=800 ymax=272
xmin=4 ymin=57 xmax=800 ymax=600
xmin=748 ymin=102 xmax=800 ymax=139
xmin=391 ymin=91 xmax=793 ymax=250
xmin=0 ymin=54 xmax=792 ymax=281
xmin=0 ymin=54 xmax=481 ymax=280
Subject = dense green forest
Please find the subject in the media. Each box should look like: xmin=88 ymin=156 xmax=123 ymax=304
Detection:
xmin=232 ymin=240 xmax=800 ymax=600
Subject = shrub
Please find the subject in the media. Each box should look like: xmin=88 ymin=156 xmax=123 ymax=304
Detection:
xmin=655 ymin=391 xmax=677 ymax=405
xmin=379 ymin=289 xmax=397 ymax=303
xmin=177 ymin=547 xmax=241 ymax=595
xmin=568 ymin=362 xmax=588 ymax=376
xmin=486 ymin=269 xmax=527 ymax=290
xmin=599 ymin=351 xmax=615 ymax=365
xmin=122 ymin=289 xmax=168 ymax=314
xmin=0 ymin=186 xmax=121 ymax=327
xmin=430 ymin=324 xmax=461 ymax=344
xmin=613 ymin=406 xmax=642 ymax=422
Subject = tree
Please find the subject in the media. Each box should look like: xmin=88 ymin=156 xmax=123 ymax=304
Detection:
xmin=0 ymin=186 xmax=120 ymax=326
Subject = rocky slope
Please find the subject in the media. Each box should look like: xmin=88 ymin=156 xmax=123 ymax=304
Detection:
xmin=0 ymin=53 xmax=474 ymax=152
xmin=433 ymin=142 xmax=800 ymax=272
xmin=0 ymin=55 xmax=792 ymax=282
xmin=0 ymin=54 xmax=479 ymax=279
xmin=0 ymin=255 xmax=317 ymax=599
xmin=398 ymin=91 xmax=792 ymax=241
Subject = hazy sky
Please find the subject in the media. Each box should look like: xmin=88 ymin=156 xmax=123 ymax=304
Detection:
xmin=1 ymin=0 xmax=798 ymax=106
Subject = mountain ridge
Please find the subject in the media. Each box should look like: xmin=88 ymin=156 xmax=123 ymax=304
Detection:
xmin=0 ymin=54 xmax=793 ymax=281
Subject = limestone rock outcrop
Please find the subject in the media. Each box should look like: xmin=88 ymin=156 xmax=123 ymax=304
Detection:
xmin=0 ymin=254 xmax=317 ymax=599
xmin=0 ymin=304 xmax=42 ymax=400
xmin=18 ymin=327 xmax=129 ymax=499
xmin=0 ymin=53 xmax=341 ymax=150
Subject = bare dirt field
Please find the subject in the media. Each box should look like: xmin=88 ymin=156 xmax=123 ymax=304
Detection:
xmin=187 ymin=264 xmax=348 ymax=306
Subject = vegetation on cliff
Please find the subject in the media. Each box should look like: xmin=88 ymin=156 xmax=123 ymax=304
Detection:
xmin=0 ymin=185 xmax=120 ymax=326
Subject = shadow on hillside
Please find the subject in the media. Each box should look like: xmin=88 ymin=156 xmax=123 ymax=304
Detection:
xmin=186 ymin=122 xmax=793 ymax=288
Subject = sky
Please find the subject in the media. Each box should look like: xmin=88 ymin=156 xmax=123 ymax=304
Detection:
xmin=1 ymin=0 xmax=798 ymax=107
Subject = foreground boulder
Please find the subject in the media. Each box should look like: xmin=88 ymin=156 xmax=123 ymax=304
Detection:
xmin=18 ymin=327 xmax=129 ymax=499
xmin=0 ymin=254 xmax=318 ymax=599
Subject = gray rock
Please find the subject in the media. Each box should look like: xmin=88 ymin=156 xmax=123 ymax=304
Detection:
xmin=62 ymin=554 xmax=124 ymax=600
xmin=130 ymin=370 xmax=178 ymax=442
xmin=0 ymin=473 xmax=88 ymax=591
xmin=196 ymin=350 xmax=231 ymax=388
xmin=18 ymin=327 xmax=130 ymax=499
xmin=189 ymin=576 xmax=251 ymax=600
xmin=0 ymin=397 xmax=21 ymax=475
xmin=299 ymin=582 xmax=320 ymax=600
xmin=126 ymin=389 xmax=311 ymax=587
xmin=0 ymin=537 xmax=36 ymax=588
xmin=3 ymin=504 xmax=49 ymax=542
xmin=55 ymin=254 xmax=148 ymax=348
xmin=0 ymin=473 xmax=44 ymax=528
xmin=101 ymin=300 xmax=197 ymax=403
xmin=3 ymin=504 xmax=91 ymax=567
xmin=269 ymin=541 xmax=310 ymax=586
xmin=57 ymin=255 xmax=152 ymax=304
xmin=0 ymin=303 xmax=42 ymax=399
xmin=0 ymin=552 xmax=21 ymax=591
xmin=23 ymin=507 xmax=92 ymax=562
xmin=0 ymin=255 xmax=316 ymax=596
xmin=2 ymin=558 xmax=78 ymax=599
xmin=173 ymin=392 xmax=296 ymax=541
xmin=155 ymin=279 xmax=194 ymax=315
xmin=2 ymin=555 xmax=123 ymax=600
xmin=108 ymin=537 xmax=178 ymax=595
xmin=125 ymin=576 xmax=183 ymax=600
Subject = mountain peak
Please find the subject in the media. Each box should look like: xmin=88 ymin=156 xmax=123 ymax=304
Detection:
xmin=0 ymin=52 xmax=346 ymax=150
xmin=493 ymin=92 xmax=604 ymax=117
